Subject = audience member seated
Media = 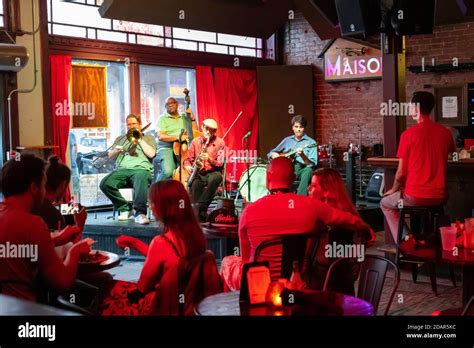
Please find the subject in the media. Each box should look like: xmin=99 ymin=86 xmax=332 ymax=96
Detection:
xmin=307 ymin=168 xmax=375 ymax=295
xmin=0 ymin=154 xmax=93 ymax=302
xmin=220 ymin=157 xmax=370 ymax=292
xmin=100 ymin=180 xmax=221 ymax=315
xmin=32 ymin=156 xmax=86 ymax=258
xmin=31 ymin=156 xmax=112 ymax=293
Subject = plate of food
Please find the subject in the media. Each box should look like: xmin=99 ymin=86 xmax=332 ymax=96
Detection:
xmin=80 ymin=250 xmax=109 ymax=265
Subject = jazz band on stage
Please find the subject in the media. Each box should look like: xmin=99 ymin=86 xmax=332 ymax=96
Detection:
xmin=99 ymin=93 xmax=317 ymax=224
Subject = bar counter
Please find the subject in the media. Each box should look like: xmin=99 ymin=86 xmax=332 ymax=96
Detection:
xmin=368 ymin=157 xmax=474 ymax=220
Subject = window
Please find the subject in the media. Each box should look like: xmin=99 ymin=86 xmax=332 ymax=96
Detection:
xmin=68 ymin=61 xmax=197 ymax=208
xmin=47 ymin=0 xmax=264 ymax=58
xmin=68 ymin=60 xmax=129 ymax=207
xmin=139 ymin=65 xmax=197 ymax=129
xmin=0 ymin=0 xmax=4 ymax=27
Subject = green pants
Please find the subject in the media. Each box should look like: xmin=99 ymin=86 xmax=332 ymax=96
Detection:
xmin=294 ymin=162 xmax=313 ymax=195
xmin=99 ymin=168 xmax=151 ymax=215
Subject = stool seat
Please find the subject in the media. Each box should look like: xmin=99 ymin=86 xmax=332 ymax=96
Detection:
xmin=395 ymin=203 xmax=455 ymax=296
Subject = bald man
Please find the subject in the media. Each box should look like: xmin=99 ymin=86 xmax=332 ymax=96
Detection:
xmin=154 ymin=97 xmax=197 ymax=182
xmin=220 ymin=157 xmax=370 ymax=291
xmin=184 ymin=119 xmax=225 ymax=221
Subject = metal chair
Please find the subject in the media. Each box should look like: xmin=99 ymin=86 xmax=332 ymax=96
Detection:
xmin=55 ymin=280 xmax=100 ymax=316
xmin=323 ymin=254 xmax=400 ymax=316
xmin=462 ymin=295 xmax=474 ymax=316
xmin=253 ymin=233 xmax=316 ymax=280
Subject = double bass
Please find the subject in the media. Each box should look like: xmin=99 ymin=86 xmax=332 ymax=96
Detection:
xmin=172 ymin=88 xmax=201 ymax=186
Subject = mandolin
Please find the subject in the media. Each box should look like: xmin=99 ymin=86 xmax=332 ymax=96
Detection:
xmin=277 ymin=142 xmax=317 ymax=158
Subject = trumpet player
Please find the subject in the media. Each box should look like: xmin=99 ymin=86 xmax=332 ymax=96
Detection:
xmin=99 ymin=114 xmax=157 ymax=224
xmin=184 ymin=119 xmax=225 ymax=222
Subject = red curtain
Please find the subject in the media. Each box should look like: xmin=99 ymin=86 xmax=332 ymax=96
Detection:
xmin=213 ymin=68 xmax=258 ymax=182
xmin=196 ymin=66 xmax=219 ymax=122
xmin=50 ymin=54 xmax=72 ymax=163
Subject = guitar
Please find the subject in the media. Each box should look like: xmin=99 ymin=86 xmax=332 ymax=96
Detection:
xmin=277 ymin=142 xmax=317 ymax=158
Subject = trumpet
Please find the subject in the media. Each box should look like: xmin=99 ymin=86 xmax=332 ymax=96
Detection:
xmin=92 ymin=122 xmax=152 ymax=169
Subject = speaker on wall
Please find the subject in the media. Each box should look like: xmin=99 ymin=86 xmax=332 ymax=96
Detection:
xmin=334 ymin=0 xmax=381 ymax=37
xmin=391 ymin=0 xmax=435 ymax=35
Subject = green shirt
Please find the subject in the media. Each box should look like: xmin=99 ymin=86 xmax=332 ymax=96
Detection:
xmin=113 ymin=134 xmax=157 ymax=172
xmin=156 ymin=112 xmax=193 ymax=149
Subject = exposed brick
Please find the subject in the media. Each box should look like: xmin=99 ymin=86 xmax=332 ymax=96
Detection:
xmin=284 ymin=11 xmax=474 ymax=150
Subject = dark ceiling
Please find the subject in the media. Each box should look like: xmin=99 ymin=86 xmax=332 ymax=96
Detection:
xmin=99 ymin=0 xmax=292 ymax=39
xmin=98 ymin=0 xmax=474 ymax=40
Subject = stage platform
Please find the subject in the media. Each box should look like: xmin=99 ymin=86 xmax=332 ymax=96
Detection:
xmin=83 ymin=198 xmax=383 ymax=262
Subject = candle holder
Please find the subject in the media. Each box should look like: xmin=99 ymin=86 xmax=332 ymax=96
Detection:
xmin=266 ymin=281 xmax=285 ymax=307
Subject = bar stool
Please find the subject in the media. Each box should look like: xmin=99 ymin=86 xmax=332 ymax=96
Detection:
xmin=395 ymin=205 xmax=456 ymax=296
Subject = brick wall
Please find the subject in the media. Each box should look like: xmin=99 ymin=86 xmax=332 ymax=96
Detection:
xmin=283 ymin=13 xmax=383 ymax=153
xmin=283 ymin=12 xmax=474 ymax=151
xmin=405 ymin=22 xmax=474 ymax=127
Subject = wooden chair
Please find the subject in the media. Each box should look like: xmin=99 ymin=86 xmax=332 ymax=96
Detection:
xmin=253 ymin=233 xmax=316 ymax=280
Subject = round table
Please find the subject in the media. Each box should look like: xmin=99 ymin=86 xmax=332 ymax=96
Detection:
xmin=78 ymin=250 xmax=121 ymax=275
xmin=400 ymin=239 xmax=474 ymax=306
xmin=201 ymin=223 xmax=239 ymax=259
xmin=195 ymin=290 xmax=374 ymax=316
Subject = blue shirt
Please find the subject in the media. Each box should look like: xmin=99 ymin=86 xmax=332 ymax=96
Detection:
xmin=267 ymin=134 xmax=318 ymax=166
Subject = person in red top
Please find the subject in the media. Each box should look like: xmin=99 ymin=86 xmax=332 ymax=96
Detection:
xmin=381 ymin=91 xmax=457 ymax=242
xmin=184 ymin=118 xmax=225 ymax=221
xmin=0 ymin=154 xmax=92 ymax=302
xmin=101 ymin=180 xmax=221 ymax=315
xmin=220 ymin=157 xmax=370 ymax=291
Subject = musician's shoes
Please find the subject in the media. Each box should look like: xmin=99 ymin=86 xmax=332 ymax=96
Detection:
xmin=118 ymin=211 xmax=131 ymax=221
xmin=135 ymin=214 xmax=150 ymax=225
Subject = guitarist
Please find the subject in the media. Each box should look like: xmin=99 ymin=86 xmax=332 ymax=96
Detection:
xmin=267 ymin=115 xmax=317 ymax=195
xmin=154 ymin=96 xmax=197 ymax=182
xmin=184 ymin=119 xmax=225 ymax=222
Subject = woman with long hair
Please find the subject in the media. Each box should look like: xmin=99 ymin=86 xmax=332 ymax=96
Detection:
xmin=308 ymin=168 xmax=375 ymax=295
xmin=101 ymin=180 xmax=220 ymax=315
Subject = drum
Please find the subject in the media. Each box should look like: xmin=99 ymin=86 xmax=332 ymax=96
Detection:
xmin=238 ymin=164 xmax=268 ymax=202
xmin=318 ymin=145 xmax=330 ymax=160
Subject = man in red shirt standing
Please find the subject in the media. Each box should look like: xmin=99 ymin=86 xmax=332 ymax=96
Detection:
xmin=184 ymin=119 xmax=225 ymax=221
xmin=381 ymin=91 xmax=457 ymax=242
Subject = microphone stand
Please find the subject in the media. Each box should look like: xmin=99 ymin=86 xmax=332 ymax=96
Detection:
xmin=219 ymin=111 xmax=243 ymax=199
xmin=245 ymin=135 xmax=251 ymax=203
xmin=178 ymin=128 xmax=185 ymax=183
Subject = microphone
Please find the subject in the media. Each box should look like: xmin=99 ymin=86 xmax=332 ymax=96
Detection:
xmin=242 ymin=131 xmax=251 ymax=140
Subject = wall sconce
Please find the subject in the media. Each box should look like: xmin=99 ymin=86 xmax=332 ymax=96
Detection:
xmin=337 ymin=47 xmax=367 ymax=56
